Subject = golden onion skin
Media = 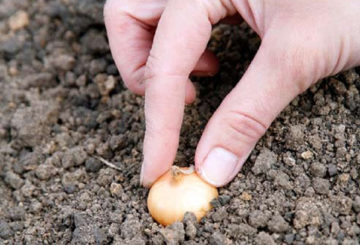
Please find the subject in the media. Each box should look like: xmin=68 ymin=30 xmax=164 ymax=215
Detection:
xmin=147 ymin=167 xmax=218 ymax=226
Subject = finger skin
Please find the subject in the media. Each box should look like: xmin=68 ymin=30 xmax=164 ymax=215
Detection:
xmin=195 ymin=0 xmax=360 ymax=187
xmin=140 ymin=0 xmax=215 ymax=187
xmin=104 ymin=0 xmax=218 ymax=103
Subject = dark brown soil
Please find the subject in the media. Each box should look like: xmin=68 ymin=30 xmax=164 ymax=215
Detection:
xmin=1 ymin=1 xmax=360 ymax=244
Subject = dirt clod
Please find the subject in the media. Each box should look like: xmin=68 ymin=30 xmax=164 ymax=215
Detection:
xmin=160 ymin=222 xmax=185 ymax=245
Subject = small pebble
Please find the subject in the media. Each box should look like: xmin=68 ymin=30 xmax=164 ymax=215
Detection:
xmin=328 ymin=164 xmax=338 ymax=176
xmin=4 ymin=171 xmax=24 ymax=189
xmin=209 ymin=232 xmax=231 ymax=245
xmin=240 ymin=192 xmax=252 ymax=201
xmin=255 ymin=232 xmax=275 ymax=245
xmin=0 ymin=220 xmax=13 ymax=239
xmin=301 ymin=151 xmax=314 ymax=160
xmin=310 ymin=162 xmax=326 ymax=177
xmin=267 ymin=215 xmax=289 ymax=233
xmin=85 ymin=158 xmax=102 ymax=172
xmin=249 ymin=210 xmax=270 ymax=228
xmin=109 ymin=182 xmax=123 ymax=198
xmin=313 ymin=178 xmax=330 ymax=195
xmin=160 ymin=222 xmax=185 ymax=245
xmin=8 ymin=10 xmax=29 ymax=31
xmin=252 ymin=149 xmax=277 ymax=175
xmin=183 ymin=212 xmax=197 ymax=239
xmin=352 ymin=196 xmax=360 ymax=213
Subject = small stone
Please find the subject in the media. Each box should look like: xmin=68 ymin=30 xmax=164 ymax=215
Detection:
xmin=109 ymin=135 xmax=126 ymax=151
xmin=73 ymin=213 xmax=87 ymax=228
xmin=209 ymin=232 xmax=231 ymax=245
xmin=293 ymin=197 xmax=322 ymax=229
xmin=286 ymin=125 xmax=305 ymax=149
xmin=183 ymin=212 xmax=197 ymax=239
xmin=109 ymin=182 xmax=123 ymax=198
xmin=81 ymin=30 xmax=109 ymax=54
xmin=8 ymin=206 xmax=25 ymax=221
xmin=313 ymin=177 xmax=330 ymax=195
xmin=350 ymin=167 xmax=358 ymax=180
xmin=255 ymin=232 xmax=275 ymax=245
xmin=35 ymin=164 xmax=54 ymax=180
xmin=0 ymin=35 xmax=23 ymax=56
xmin=267 ymin=215 xmax=289 ymax=233
xmin=218 ymin=195 xmax=231 ymax=205
xmin=227 ymin=223 xmax=256 ymax=239
xmin=304 ymin=187 xmax=315 ymax=197
xmin=283 ymin=153 xmax=296 ymax=167
xmin=284 ymin=234 xmax=295 ymax=244
xmin=61 ymin=171 xmax=83 ymax=194
xmin=240 ymin=191 xmax=252 ymax=201
xmin=30 ymin=200 xmax=42 ymax=214
xmin=353 ymin=196 xmax=360 ymax=213
xmin=88 ymin=59 xmax=107 ymax=76
xmin=309 ymin=162 xmax=326 ymax=177
xmin=160 ymin=222 xmax=185 ymax=245
xmin=4 ymin=171 xmax=24 ymax=189
xmin=9 ymin=222 xmax=24 ymax=232
xmin=21 ymin=180 xmax=36 ymax=197
xmin=212 ymin=207 xmax=228 ymax=222
xmin=47 ymin=54 xmax=75 ymax=71
xmin=23 ymin=73 xmax=56 ymax=89
xmin=121 ymin=216 xmax=142 ymax=240
xmin=252 ymin=148 xmax=277 ymax=175
xmin=338 ymin=173 xmax=350 ymax=184
xmin=96 ymin=75 xmax=116 ymax=96
xmin=150 ymin=234 xmax=164 ymax=245
xmin=124 ymin=237 xmax=146 ymax=245
xmin=329 ymin=78 xmax=347 ymax=95
xmin=331 ymin=195 xmax=352 ymax=215
xmin=18 ymin=151 xmax=43 ymax=172
xmin=62 ymin=147 xmax=87 ymax=169
xmin=325 ymin=237 xmax=338 ymax=245
xmin=0 ymin=220 xmax=13 ymax=239
xmin=85 ymin=158 xmax=102 ymax=172
xmin=210 ymin=198 xmax=221 ymax=208
xmin=274 ymin=171 xmax=293 ymax=190
xmin=249 ymin=210 xmax=270 ymax=228
xmin=306 ymin=236 xmax=316 ymax=244
xmin=328 ymin=164 xmax=338 ymax=176
xmin=94 ymin=227 xmax=107 ymax=245
xmin=108 ymin=223 xmax=120 ymax=237
xmin=301 ymin=151 xmax=314 ymax=160
xmin=8 ymin=10 xmax=29 ymax=31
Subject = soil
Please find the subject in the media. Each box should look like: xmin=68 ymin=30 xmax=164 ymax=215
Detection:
xmin=1 ymin=0 xmax=360 ymax=244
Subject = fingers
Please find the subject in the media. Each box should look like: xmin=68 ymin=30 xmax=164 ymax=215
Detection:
xmin=104 ymin=0 xmax=218 ymax=101
xmin=195 ymin=37 xmax=315 ymax=187
xmin=104 ymin=0 xmax=163 ymax=95
xmin=192 ymin=50 xmax=219 ymax=77
xmin=140 ymin=0 xmax=213 ymax=187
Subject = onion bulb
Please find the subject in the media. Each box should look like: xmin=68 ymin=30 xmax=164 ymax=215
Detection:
xmin=147 ymin=165 xmax=218 ymax=226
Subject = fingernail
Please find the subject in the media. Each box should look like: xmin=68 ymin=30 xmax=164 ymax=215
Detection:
xmin=198 ymin=147 xmax=239 ymax=187
xmin=140 ymin=163 xmax=151 ymax=188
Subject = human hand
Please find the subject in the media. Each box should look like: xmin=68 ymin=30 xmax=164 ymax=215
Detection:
xmin=104 ymin=0 xmax=360 ymax=187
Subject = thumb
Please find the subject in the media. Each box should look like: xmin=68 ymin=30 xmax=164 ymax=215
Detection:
xmin=195 ymin=38 xmax=315 ymax=187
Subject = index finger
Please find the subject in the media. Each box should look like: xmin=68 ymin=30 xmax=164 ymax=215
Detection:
xmin=140 ymin=0 xmax=213 ymax=187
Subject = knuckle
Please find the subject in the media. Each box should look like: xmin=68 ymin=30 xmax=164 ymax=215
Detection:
xmin=123 ymin=71 xmax=144 ymax=95
xmin=223 ymin=110 xmax=267 ymax=144
xmin=104 ymin=0 xmax=129 ymax=21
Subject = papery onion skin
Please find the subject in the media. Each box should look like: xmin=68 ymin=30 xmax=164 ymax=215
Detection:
xmin=147 ymin=167 xmax=218 ymax=226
